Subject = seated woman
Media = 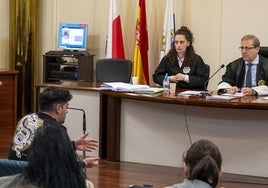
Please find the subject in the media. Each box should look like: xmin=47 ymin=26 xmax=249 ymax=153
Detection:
xmin=153 ymin=26 xmax=209 ymax=89
xmin=166 ymin=139 xmax=223 ymax=188
xmin=0 ymin=123 xmax=95 ymax=188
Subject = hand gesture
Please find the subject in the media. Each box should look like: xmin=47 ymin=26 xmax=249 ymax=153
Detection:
xmin=75 ymin=132 xmax=98 ymax=152
xmin=83 ymin=156 xmax=100 ymax=168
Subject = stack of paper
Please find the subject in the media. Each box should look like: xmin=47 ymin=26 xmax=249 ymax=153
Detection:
xmin=100 ymin=82 xmax=150 ymax=92
xmin=206 ymin=95 xmax=240 ymax=100
xmin=134 ymin=87 xmax=164 ymax=95
xmin=178 ymin=90 xmax=203 ymax=96
xmin=222 ymin=93 xmax=244 ymax=97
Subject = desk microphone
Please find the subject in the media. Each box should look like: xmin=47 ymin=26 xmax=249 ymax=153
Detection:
xmin=68 ymin=107 xmax=87 ymax=174
xmin=68 ymin=107 xmax=86 ymax=133
xmin=201 ymin=64 xmax=225 ymax=98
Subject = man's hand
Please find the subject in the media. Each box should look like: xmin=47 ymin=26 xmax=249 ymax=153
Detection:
xmin=83 ymin=156 xmax=100 ymax=168
xmin=75 ymin=132 xmax=98 ymax=152
xmin=241 ymin=87 xmax=255 ymax=96
xmin=227 ymin=86 xmax=239 ymax=94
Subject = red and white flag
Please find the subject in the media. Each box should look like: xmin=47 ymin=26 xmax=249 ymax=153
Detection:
xmin=106 ymin=0 xmax=125 ymax=58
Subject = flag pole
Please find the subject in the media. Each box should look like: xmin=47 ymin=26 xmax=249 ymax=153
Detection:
xmin=173 ymin=13 xmax=176 ymax=31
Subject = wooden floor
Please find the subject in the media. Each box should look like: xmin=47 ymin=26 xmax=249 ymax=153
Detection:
xmin=87 ymin=160 xmax=268 ymax=188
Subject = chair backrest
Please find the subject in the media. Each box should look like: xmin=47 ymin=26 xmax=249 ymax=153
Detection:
xmin=96 ymin=58 xmax=132 ymax=83
xmin=205 ymin=64 xmax=210 ymax=77
xmin=205 ymin=64 xmax=210 ymax=89
xmin=259 ymin=47 xmax=268 ymax=58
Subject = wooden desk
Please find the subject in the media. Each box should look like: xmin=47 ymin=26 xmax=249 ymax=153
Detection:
xmin=100 ymin=90 xmax=268 ymax=158
xmin=37 ymin=81 xmax=268 ymax=177
xmin=0 ymin=70 xmax=18 ymax=158
xmin=100 ymin=90 xmax=268 ymax=177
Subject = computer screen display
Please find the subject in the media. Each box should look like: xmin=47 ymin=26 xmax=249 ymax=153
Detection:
xmin=58 ymin=23 xmax=88 ymax=51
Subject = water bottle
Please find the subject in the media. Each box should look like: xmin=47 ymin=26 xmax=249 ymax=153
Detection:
xmin=163 ymin=73 xmax=170 ymax=95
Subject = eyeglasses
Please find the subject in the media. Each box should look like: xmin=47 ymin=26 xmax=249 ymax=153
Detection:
xmin=238 ymin=46 xmax=256 ymax=51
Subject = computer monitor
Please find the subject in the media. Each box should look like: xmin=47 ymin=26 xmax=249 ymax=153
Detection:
xmin=58 ymin=23 xmax=88 ymax=51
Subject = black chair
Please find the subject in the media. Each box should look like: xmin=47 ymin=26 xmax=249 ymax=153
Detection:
xmin=259 ymin=47 xmax=268 ymax=58
xmin=96 ymin=58 xmax=132 ymax=83
xmin=205 ymin=64 xmax=210 ymax=89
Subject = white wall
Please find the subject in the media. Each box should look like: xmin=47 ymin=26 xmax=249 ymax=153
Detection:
xmin=181 ymin=0 xmax=222 ymax=90
xmin=221 ymin=0 xmax=268 ymax=70
xmin=121 ymin=99 xmax=268 ymax=177
xmin=2 ymin=0 xmax=268 ymax=89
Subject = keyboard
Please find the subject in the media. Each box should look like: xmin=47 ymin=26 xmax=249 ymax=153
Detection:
xmin=45 ymin=50 xmax=84 ymax=56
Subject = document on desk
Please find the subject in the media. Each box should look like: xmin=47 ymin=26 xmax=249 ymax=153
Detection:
xmin=178 ymin=90 xmax=203 ymax=96
xmin=134 ymin=87 xmax=164 ymax=94
xmin=206 ymin=94 xmax=242 ymax=100
xmin=222 ymin=92 xmax=244 ymax=97
xmin=100 ymin=82 xmax=150 ymax=92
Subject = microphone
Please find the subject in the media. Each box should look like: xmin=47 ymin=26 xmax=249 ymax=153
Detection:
xmin=68 ymin=107 xmax=86 ymax=133
xmin=68 ymin=107 xmax=87 ymax=174
xmin=201 ymin=64 xmax=225 ymax=98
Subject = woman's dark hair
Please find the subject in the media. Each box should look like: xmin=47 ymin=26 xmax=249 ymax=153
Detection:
xmin=183 ymin=139 xmax=222 ymax=188
xmin=167 ymin=26 xmax=195 ymax=66
xmin=22 ymin=123 xmax=86 ymax=188
xmin=38 ymin=86 xmax=73 ymax=112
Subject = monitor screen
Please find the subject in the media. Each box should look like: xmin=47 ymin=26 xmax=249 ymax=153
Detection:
xmin=58 ymin=23 xmax=88 ymax=51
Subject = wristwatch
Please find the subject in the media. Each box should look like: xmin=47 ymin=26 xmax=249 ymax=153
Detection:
xmin=217 ymin=88 xmax=228 ymax=95
xmin=252 ymin=89 xmax=258 ymax=95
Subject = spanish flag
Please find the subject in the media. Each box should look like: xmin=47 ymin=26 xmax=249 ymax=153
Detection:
xmin=133 ymin=0 xmax=149 ymax=85
xmin=106 ymin=0 xmax=125 ymax=58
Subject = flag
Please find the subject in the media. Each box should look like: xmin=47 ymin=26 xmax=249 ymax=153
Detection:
xmin=133 ymin=0 xmax=149 ymax=85
xmin=160 ymin=0 xmax=175 ymax=61
xmin=106 ymin=0 xmax=125 ymax=58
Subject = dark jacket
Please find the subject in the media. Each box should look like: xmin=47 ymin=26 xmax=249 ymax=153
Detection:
xmin=8 ymin=112 xmax=69 ymax=161
xmin=153 ymin=54 xmax=209 ymax=89
xmin=220 ymin=55 xmax=268 ymax=87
